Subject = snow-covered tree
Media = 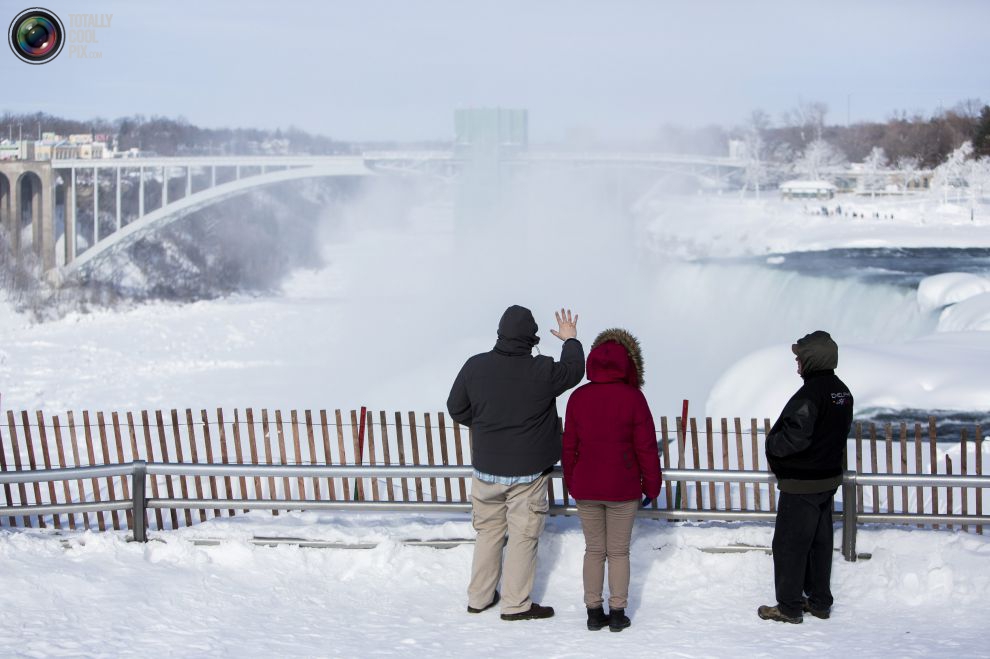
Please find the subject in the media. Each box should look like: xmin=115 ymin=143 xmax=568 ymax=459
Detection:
xmin=932 ymin=141 xmax=973 ymax=204
xmin=895 ymin=156 xmax=922 ymax=192
xmin=783 ymin=100 xmax=828 ymax=144
xmin=860 ymin=147 xmax=887 ymax=198
xmin=794 ymin=139 xmax=846 ymax=181
xmin=740 ymin=110 xmax=770 ymax=198
xmin=965 ymin=156 xmax=990 ymax=208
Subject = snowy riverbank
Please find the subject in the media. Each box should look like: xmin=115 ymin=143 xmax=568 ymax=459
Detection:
xmin=644 ymin=195 xmax=990 ymax=259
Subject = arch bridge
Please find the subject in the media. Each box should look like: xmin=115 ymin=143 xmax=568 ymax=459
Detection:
xmin=0 ymin=151 xmax=747 ymax=279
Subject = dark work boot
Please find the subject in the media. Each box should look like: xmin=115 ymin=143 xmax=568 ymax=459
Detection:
xmin=802 ymin=597 xmax=831 ymax=620
xmin=608 ymin=608 xmax=631 ymax=632
xmin=587 ymin=606 xmax=608 ymax=631
xmin=500 ymin=603 xmax=554 ymax=621
xmin=467 ymin=591 xmax=499 ymax=614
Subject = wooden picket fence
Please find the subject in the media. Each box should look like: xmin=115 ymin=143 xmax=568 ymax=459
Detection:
xmin=0 ymin=408 xmax=985 ymax=534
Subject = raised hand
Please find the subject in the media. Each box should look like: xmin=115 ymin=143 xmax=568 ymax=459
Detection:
xmin=549 ymin=308 xmax=578 ymax=341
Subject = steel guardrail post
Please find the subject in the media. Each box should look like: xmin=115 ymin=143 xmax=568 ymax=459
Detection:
xmin=841 ymin=470 xmax=858 ymax=562
xmin=132 ymin=460 xmax=148 ymax=543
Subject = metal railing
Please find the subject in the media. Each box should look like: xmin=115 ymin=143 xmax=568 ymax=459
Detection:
xmin=1 ymin=463 xmax=989 ymax=561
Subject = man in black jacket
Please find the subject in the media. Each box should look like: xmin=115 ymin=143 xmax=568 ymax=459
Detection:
xmin=447 ymin=305 xmax=584 ymax=621
xmin=759 ymin=330 xmax=853 ymax=624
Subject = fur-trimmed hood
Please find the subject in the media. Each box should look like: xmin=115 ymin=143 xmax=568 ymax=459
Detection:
xmin=589 ymin=328 xmax=645 ymax=388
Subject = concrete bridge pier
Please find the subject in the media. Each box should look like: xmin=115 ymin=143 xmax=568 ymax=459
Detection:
xmin=63 ymin=168 xmax=75 ymax=266
xmin=0 ymin=161 xmax=56 ymax=271
xmin=0 ymin=172 xmax=10 ymax=240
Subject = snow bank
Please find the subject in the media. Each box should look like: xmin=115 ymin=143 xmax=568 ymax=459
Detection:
xmin=917 ymin=272 xmax=990 ymax=312
xmin=644 ymin=196 xmax=990 ymax=259
xmin=707 ymin=332 xmax=990 ymax=420
xmin=0 ymin=514 xmax=987 ymax=656
xmin=915 ymin=272 xmax=990 ymax=333
xmin=938 ymin=292 xmax=990 ymax=332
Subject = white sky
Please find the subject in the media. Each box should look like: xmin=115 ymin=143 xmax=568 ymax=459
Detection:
xmin=3 ymin=0 xmax=989 ymax=142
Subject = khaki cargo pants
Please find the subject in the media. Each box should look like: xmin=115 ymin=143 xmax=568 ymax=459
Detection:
xmin=467 ymin=474 xmax=550 ymax=615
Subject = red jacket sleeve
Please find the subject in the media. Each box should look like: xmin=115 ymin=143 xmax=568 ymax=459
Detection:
xmin=633 ymin=391 xmax=662 ymax=500
xmin=562 ymin=396 xmax=579 ymax=488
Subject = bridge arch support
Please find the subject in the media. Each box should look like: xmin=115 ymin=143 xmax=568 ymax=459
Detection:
xmin=0 ymin=161 xmax=56 ymax=269
xmin=0 ymin=172 xmax=10 ymax=241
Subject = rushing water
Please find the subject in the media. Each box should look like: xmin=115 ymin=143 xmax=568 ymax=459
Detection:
xmin=759 ymin=247 xmax=990 ymax=288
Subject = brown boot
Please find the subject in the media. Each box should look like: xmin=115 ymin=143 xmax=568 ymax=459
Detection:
xmin=757 ymin=605 xmax=803 ymax=624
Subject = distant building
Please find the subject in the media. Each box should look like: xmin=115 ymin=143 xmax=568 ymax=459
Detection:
xmin=53 ymin=143 xmax=78 ymax=159
xmin=19 ymin=141 xmax=36 ymax=160
xmin=0 ymin=141 xmax=18 ymax=160
xmin=780 ymin=180 xmax=837 ymax=199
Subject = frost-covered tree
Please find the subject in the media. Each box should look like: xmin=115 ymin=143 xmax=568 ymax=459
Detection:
xmin=794 ymin=139 xmax=846 ymax=181
xmin=932 ymin=141 xmax=974 ymax=203
xmin=740 ymin=110 xmax=770 ymax=198
xmin=782 ymin=100 xmax=828 ymax=145
xmin=895 ymin=156 xmax=922 ymax=192
xmin=860 ymin=147 xmax=887 ymax=198
xmin=965 ymin=156 xmax=990 ymax=208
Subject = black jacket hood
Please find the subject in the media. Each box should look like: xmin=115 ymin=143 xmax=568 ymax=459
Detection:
xmin=793 ymin=330 xmax=839 ymax=375
xmin=495 ymin=305 xmax=540 ymax=356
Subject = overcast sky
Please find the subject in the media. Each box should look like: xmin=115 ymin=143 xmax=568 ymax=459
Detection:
xmin=3 ymin=0 xmax=988 ymax=142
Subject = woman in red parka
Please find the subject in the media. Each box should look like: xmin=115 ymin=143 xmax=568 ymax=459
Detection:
xmin=562 ymin=328 xmax=662 ymax=633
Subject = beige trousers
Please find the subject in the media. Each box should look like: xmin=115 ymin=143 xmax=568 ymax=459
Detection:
xmin=468 ymin=474 xmax=550 ymax=615
xmin=576 ymin=499 xmax=639 ymax=609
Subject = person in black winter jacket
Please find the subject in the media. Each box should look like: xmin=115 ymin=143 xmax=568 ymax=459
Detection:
xmin=448 ymin=305 xmax=584 ymax=621
xmin=758 ymin=330 xmax=853 ymax=624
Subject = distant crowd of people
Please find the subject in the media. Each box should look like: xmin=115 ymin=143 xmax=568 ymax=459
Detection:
xmin=448 ymin=306 xmax=853 ymax=630
xmin=805 ymin=204 xmax=896 ymax=220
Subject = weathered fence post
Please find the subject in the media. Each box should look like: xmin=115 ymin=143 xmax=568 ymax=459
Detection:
xmin=132 ymin=460 xmax=147 ymax=543
xmin=841 ymin=470 xmax=858 ymax=562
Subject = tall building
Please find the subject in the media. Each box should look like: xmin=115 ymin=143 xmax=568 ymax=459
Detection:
xmin=454 ymin=108 xmax=528 ymax=159
xmin=453 ymin=108 xmax=529 ymax=240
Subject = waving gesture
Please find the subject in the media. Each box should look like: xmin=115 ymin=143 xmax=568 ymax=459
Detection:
xmin=550 ymin=308 xmax=579 ymax=341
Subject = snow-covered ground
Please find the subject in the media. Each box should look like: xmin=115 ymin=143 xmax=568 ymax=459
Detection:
xmin=1 ymin=513 xmax=987 ymax=657
xmin=645 ymin=195 xmax=990 ymax=259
